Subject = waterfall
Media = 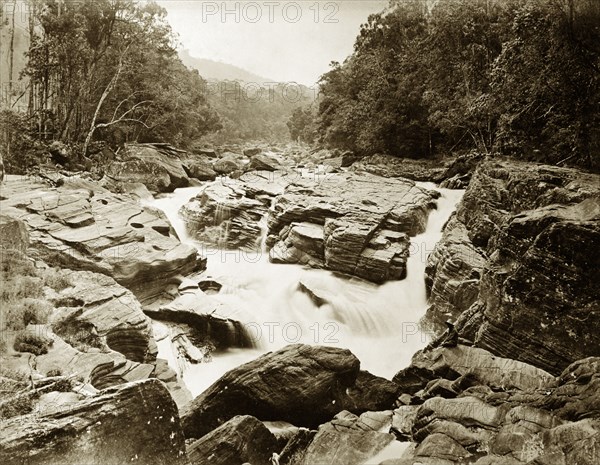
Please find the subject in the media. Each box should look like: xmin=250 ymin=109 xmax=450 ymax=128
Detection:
xmin=146 ymin=183 xmax=464 ymax=397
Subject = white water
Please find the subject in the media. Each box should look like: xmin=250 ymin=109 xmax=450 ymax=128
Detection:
xmin=148 ymin=183 xmax=463 ymax=397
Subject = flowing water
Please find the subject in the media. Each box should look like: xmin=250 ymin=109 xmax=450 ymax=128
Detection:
xmin=148 ymin=181 xmax=464 ymax=397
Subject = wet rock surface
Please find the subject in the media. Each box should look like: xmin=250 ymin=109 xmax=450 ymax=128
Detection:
xmin=144 ymin=286 xmax=254 ymax=350
xmin=180 ymin=179 xmax=268 ymax=249
xmin=266 ymin=172 xmax=439 ymax=283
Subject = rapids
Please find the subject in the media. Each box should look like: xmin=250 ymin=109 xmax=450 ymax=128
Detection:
xmin=148 ymin=180 xmax=464 ymax=397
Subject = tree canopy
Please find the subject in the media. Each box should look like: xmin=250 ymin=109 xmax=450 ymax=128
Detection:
xmin=23 ymin=0 xmax=221 ymax=152
xmin=317 ymin=0 xmax=600 ymax=168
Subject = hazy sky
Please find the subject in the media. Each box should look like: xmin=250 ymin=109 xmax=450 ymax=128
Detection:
xmin=157 ymin=1 xmax=389 ymax=85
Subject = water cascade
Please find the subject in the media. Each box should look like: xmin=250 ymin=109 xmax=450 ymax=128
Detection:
xmin=148 ymin=183 xmax=464 ymax=396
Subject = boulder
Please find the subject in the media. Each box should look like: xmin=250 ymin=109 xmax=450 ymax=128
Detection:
xmin=181 ymin=344 xmax=399 ymax=439
xmin=540 ymin=357 xmax=600 ymax=422
xmin=180 ymin=180 xmax=267 ymax=249
xmin=188 ymin=160 xmax=217 ymax=181
xmin=144 ymin=288 xmax=254 ymax=349
xmin=0 ymin=176 xmax=204 ymax=304
xmin=244 ymin=147 xmax=262 ymax=157
xmin=414 ymin=433 xmax=472 ymax=462
xmin=187 ymin=415 xmax=278 ymax=465
xmin=295 ymin=410 xmax=396 ymax=465
xmin=393 ymin=345 xmax=555 ymax=396
xmin=106 ymin=143 xmax=189 ymax=193
xmin=267 ymin=172 xmax=439 ymax=283
xmin=213 ymin=154 xmax=244 ymax=174
xmin=0 ymin=379 xmax=187 ymax=465
xmin=248 ymin=153 xmax=281 ymax=171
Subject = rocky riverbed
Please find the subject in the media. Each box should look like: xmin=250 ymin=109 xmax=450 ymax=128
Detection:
xmin=0 ymin=146 xmax=598 ymax=465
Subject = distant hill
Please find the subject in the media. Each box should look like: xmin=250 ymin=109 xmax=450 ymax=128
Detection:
xmin=179 ymin=49 xmax=273 ymax=83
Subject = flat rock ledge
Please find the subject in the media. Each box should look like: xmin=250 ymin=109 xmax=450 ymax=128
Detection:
xmin=0 ymin=175 xmax=205 ymax=304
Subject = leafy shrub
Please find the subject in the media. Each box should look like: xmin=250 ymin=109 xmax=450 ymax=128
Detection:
xmin=13 ymin=331 xmax=52 ymax=355
xmin=0 ymin=276 xmax=44 ymax=303
xmin=0 ymin=249 xmax=37 ymax=277
xmin=52 ymin=317 xmax=104 ymax=352
xmin=0 ymin=393 xmax=36 ymax=420
xmin=46 ymin=368 xmax=62 ymax=377
xmin=42 ymin=268 xmax=72 ymax=292
xmin=5 ymin=298 xmax=51 ymax=331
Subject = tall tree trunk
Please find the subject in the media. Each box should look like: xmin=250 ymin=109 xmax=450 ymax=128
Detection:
xmin=8 ymin=3 xmax=16 ymax=106
xmin=82 ymin=50 xmax=127 ymax=156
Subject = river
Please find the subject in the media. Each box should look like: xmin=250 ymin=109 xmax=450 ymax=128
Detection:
xmin=148 ymin=179 xmax=464 ymax=397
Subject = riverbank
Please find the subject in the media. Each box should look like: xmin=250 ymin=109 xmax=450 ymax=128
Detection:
xmin=0 ymin=148 xmax=598 ymax=465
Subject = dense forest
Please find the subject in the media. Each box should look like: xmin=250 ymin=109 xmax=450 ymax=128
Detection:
xmin=203 ymin=81 xmax=316 ymax=145
xmin=291 ymin=0 xmax=599 ymax=168
xmin=0 ymin=0 xmax=317 ymax=174
xmin=2 ymin=0 xmax=599 ymax=173
xmin=1 ymin=0 xmax=221 ymax=172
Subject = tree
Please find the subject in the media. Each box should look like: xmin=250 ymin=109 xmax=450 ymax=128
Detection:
xmin=22 ymin=0 xmax=221 ymax=152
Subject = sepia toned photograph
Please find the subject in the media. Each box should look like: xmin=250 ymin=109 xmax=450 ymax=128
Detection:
xmin=0 ymin=1 xmax=598 ymax=464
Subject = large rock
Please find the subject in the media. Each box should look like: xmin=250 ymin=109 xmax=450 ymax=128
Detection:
xmin=105 ymin=143 xmax=190 ymax=193
xmin=425 ymin=159 xmax=600 ymax=375
xmin=0 ymin=379 xmax=187 ymax=465
xmin=188 ymin=160 xmax=217 ymax=181
xmin=295 ymin=410 xmax=396 ymax=465
xmin=49 ymin=269 xmax=154 ymax=363
xmin=392 ymin=345 xmax=555 ymax=397
xmin=0 ymin=176 xmax=204 ymax=304
xmin=455 ymin=159 xmax=599 ymax=249
xmin=267 ymin=172 xmax=439 ymax=283
xmin=248 ymin=153 xmax=281 ymax=171
xmin=145 ymin=287 xmax=254 ymax=349
xmin=423 ymin=216 xmax=486 ymax=333
xmin=180 ymin=180 xmax=267 ymax=249
xmin=213 ymin=153 xmax=244 ymax=174
xmin=244 ymin=147 xmax=262 ymax=157
xmin=181 ymin=344 xmax=400 ymax=439
xmin=383 ymin=357 xmax=600 ymax=465
xmin=187 ymin=415 xmax=278 ymax=465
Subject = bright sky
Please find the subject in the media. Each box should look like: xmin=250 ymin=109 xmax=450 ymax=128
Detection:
xmin=157 ymin=0 xmax=389 ymax=85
